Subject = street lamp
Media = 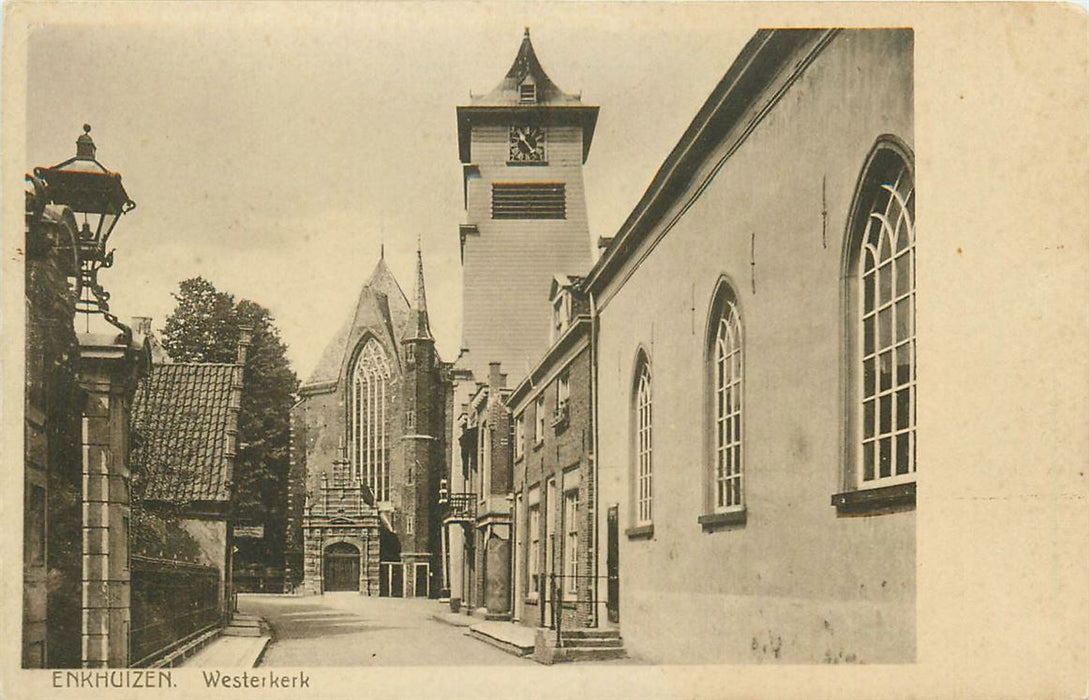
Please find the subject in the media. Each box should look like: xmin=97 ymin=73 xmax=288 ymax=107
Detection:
xmin=33 ymin=124 xmax=136 ymax=337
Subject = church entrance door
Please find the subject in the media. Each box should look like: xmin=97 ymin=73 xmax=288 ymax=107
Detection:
xmin=323 ymin=542 xmax=360 ymax=592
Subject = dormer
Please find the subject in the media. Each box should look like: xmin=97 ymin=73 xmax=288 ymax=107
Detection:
xmin=519 ymin=76 xmax=537 ymax=105
xmin=548 ymin=274 xmax=586 ymax=344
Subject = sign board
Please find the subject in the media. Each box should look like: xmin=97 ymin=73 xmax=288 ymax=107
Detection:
xmin=234 ymin=524 xmax=265 ymax=539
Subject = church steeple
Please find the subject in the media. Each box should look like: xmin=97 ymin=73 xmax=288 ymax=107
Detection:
xmin=404 ymin=244 xmax=433 ymax=342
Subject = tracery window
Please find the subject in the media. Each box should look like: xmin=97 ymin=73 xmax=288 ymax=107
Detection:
xmin=349 ymin=339 xmax=392 ymax=502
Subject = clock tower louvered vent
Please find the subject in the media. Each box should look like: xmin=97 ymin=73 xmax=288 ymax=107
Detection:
xmin=492 ymin=182 xmax=566 ymax=219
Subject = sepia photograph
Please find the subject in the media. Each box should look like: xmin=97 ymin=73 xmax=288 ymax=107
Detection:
xmin=3 ymin=2 xmax=1086 ymax=698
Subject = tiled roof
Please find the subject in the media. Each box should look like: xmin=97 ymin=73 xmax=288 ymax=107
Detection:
xmin=132 ymin=362 xmax=239 ymax=504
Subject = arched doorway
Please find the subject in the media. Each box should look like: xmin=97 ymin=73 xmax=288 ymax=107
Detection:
xmin=323 ymin=542 xmax=360 ymax=592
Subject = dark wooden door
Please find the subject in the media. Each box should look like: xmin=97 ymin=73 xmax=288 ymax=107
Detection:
xmin=390 ymin=562 xmax=404 ymax=598
xmin=606 ymin=505 xmax=620 ymax=623
xmin=323 ymin=543 xmax=360 ymax=592
xmin=414 ymin=564 xmax=429 ymax=597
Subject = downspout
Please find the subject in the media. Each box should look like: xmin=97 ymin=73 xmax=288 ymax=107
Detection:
xmin=589 ymin=291 xmax=600 ymax=628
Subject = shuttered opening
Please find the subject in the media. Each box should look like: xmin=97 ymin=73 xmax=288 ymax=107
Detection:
xmin=492 ymin=182 xmax=566 ymax=219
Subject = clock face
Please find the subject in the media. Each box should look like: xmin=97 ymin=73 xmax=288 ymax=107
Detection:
xmin=509 ymin=125 xmax=545 ymax=162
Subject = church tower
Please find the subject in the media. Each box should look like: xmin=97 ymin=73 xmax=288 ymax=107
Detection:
xmin=456 ymin=28 xmax=598 ymax=384
xmin=398 ymin=247 xmax=445 ymax=595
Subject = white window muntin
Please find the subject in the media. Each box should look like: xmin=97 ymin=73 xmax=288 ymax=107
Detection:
xmin=714 ymin=299 xmax=744 ymax=512
xmin=534 ymin=394 xmax=546 ymax=443
xmin=858 ymin=162 xmax=916 ymax=488
xmin=563 ymin=488 xmax=579 ymax=600
xmin=635 ymin=361 xmax=653 ymax=525
xmin=350 ymin=339 xmax=392 ymax=503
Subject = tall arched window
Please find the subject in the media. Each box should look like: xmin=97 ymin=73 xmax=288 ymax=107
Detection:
xmin=852 ymin=144 xmax=915 ymax=489
xmin=711 ymin=290 xmax=744 ymax=511
xmin=633 ymin=356 xmax=653 ymax=526
xmin=350 ymin=339 xmax=392 ymax=502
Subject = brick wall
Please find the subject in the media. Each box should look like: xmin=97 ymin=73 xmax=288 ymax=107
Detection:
xmin=511 ymin=338 xmax=595 ymax=628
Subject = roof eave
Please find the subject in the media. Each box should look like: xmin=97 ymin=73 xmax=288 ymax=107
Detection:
xmin=585 ymin=29 xmax=827 ymax=295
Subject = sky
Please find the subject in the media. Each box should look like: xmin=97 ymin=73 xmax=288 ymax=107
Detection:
xmin=25 ymin=3 xmax=753 ymax=380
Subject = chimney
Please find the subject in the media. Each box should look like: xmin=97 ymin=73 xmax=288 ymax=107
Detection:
xmin=225 ymin=325 xmax=252 ymax=462
xmin=488 ymin=361 xmax=506 ymax=389
xmin=236 ymin=324 xmax=254 ymax=366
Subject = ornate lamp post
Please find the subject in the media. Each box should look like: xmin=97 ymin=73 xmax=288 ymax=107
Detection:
xmin=33 ymin=124 xmax=136 ymax=337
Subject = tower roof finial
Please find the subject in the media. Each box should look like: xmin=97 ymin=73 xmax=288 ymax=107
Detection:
xmin=405 ymin=239 xmax=433 ymax=342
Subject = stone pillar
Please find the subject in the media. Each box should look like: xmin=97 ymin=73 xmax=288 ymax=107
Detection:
xmin=78 ymin=333 xmax=147 ymax=668
xmin=484 ymin=525 xmax=511 ymax=619
xmin=447 ymin=525 xmax=465 ymax=610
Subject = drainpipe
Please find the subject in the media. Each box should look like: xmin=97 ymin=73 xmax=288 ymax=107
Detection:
xmin=589 ymin=291 xmax=600 ymax=628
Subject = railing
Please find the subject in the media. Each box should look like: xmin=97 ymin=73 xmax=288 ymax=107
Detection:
xmin=130 ymin=555 xmax=221 ymax=667
xmin=539 ymin=573 xmax=618 ymax=648
xmin=550 ymin=402 xmax=569 ymax=428
xmin=232 ymin=565 xmax=285 ymax=594
xmin=442 ymin=492 xmax=476 ymax=521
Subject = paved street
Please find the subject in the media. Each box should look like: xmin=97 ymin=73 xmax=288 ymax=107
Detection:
xmin=238 ymin=594 xmax=535 ymax=666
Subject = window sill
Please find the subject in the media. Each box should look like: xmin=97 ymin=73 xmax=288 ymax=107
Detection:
xmin=625 ymin=524 xmax=654 ymax=540
xmin=506 ymin=160 xmax=550 ymax=167
xmin=831 ymin=481 xmax=915 ymax=515
xmin=698 ymin=508 xmax=746 ymax=531
xmin=532 ymin=440 xmax=544 ymax=452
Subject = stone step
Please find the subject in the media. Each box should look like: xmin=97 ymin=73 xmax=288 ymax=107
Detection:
xmin=466 ymin=627 xmax=535 ymax=657
xmin=228 ymin=618 xmax=261 ymax=627
xmin=561 ymin=628 xmax=621 ymax=639
xmin=563 ymin=646 xmax=627 ymax=662
xmin=562 ymin=636 xmax=624 ymax=648
xmin=223 ymin=626 xmax=263 ymax=637
xmin=544 ymin=645 xmax=627 ymax=663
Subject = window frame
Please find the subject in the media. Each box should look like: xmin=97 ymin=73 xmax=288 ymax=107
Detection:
xmin=628 ymin=351 xmax=654 ymax=536
xmin=836 ymin=138 xmax=917 ymax=512
xmin=514 ymin=413 xmax=525 ymax=459
xmin=349 ymin=337 xmax=393 ymax=503
xmin=534 ymin=394 xmax=546 ymax=446
xmin=527 ymin=486 xmax=541 ymax=601
xmin=700 ymin=279 xmax=747 ymax=528
xmin=563 ymin=486 xmax=580 ymax=601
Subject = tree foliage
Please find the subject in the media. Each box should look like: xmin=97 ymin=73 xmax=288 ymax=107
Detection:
xmin=160 ymin=277 xmax=299 ymax=571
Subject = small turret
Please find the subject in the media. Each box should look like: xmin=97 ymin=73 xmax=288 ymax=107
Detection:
xmin=404 ymin=243 xmax=434 ymax=343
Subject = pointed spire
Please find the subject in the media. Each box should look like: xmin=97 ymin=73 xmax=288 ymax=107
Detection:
xmin=404 ymin=242 xmax=433 ymax=343
xmin=414 ymin=242 xmax=428 ymax=316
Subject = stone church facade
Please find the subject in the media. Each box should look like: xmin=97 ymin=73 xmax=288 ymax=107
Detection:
xmin=286 ymin=251 xmax=450 ymax=597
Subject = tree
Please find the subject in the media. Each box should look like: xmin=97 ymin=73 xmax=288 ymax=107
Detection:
xmin=160 ymin=277 xmax=299 ymax=584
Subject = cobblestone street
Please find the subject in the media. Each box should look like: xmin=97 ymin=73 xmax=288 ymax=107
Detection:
xmin=239 ymin=594 xmax=535 ymax=667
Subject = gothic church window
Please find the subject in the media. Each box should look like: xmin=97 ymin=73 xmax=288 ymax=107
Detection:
xmin=350 ymin=339 xmax=392 ymax=502
xmin=850 ymin=143 xmax=916 ymax=491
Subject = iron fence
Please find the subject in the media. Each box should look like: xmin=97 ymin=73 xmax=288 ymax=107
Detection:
xmin=539 ymin=573 xmax=618 ymax=647
xmin=130 ymin=555 xmax=220 ymax=666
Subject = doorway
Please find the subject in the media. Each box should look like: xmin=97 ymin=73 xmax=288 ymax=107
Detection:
xmin=606 ymin=505 xmax=619 ymax=623
xmin=323 ymin=542 xmax=360 ymax=592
